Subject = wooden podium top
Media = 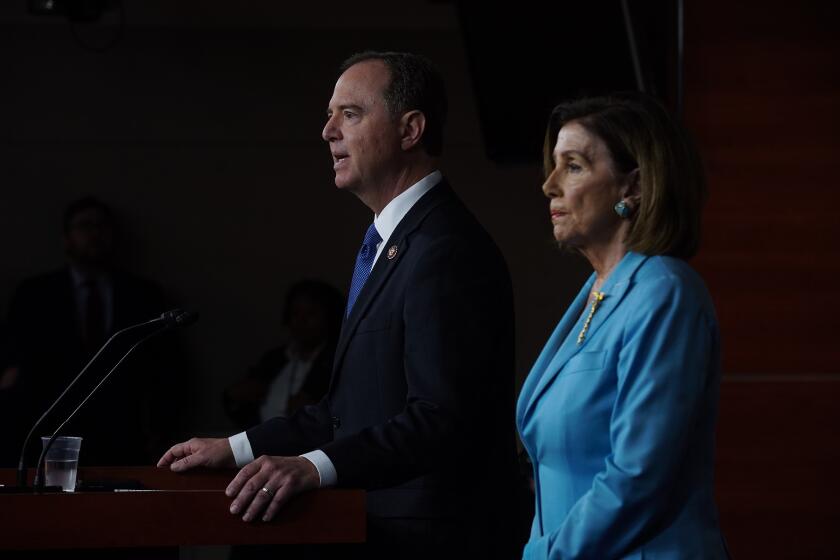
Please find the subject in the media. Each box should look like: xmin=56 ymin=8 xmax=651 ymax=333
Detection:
xmin=0 ymin=466 xmax=365 ymax=550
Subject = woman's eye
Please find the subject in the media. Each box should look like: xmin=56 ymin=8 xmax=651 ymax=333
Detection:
xmin=567 ymin=162 xmax=582 ymax=173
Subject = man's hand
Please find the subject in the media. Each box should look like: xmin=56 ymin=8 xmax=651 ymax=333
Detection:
xmin=157 ymin=437 xmax=236 ymax=472
xmin=226 ymin=455 xmax=320 ymax=522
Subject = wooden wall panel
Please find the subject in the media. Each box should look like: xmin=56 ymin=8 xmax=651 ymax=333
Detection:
xmin=686 ymin=3 xmax=840 ymax=558
xmin=716 ymin=379 xmax=840 ymax=558
xmin=686 ymin=2 xmax=840 ymax=374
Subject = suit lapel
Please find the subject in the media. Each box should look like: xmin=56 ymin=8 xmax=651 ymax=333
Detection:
xmin=517 ymin=274 xmax=594 ymax=422
xmin=570 ymin=253 xmax=648 ymax=349
xmin=331 ymin=181 xmax=453 ymax=382
xmin=520 ymin=252 xmax=649 ymax=420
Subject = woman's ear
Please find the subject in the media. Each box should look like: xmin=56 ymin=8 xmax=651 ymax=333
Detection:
xmin=623 ymin=168 xmax=641 ymax=206
xmin=400 ymin=110 xmax=426 ymax=151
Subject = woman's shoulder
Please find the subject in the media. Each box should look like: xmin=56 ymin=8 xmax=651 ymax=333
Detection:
xmin=628 ymin=254 xmax=716 ymax=313
xmin=634 ymin=254 xmax=704 ymax=283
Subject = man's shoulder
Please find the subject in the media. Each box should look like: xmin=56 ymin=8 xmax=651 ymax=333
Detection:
xmin=8 ymin=268 xmax=73 ymax=323
xmin=413 ymin=183 xmax=494 ymax=242
xmin=391 ymin=181 xmax=509 ymax=282
xmin=406 ymin=195 xmax=510 ymax=287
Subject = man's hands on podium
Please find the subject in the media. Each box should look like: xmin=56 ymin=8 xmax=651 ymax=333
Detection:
xmin=226 ymin=455 xmax=320 ymax=522
xmin=157 ymin=438 xmax=320 ymax=522
xmin=157 ymin=437 xmax=236 ymax=471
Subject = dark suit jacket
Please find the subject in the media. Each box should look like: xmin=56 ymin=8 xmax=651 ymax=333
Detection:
xmin=5 ymin=267 xmax=183 ymax=466
xmin=247 ymin=181 xmax=520 ymax=555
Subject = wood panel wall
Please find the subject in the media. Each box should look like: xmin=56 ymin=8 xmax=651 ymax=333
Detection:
xmin=686 ymin=2 xmax=840 ymax=557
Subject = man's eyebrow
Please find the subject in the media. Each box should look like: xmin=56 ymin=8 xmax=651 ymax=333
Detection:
xmin=327 ymin=104 xmax=364 ymax=115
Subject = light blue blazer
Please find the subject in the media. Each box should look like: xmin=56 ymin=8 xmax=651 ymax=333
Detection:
xmin=517 ymin=252 xmax=729 ymax=559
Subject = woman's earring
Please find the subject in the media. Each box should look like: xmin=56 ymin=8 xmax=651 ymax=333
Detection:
xmin=614 ymin=200 xmax=631 ymax=219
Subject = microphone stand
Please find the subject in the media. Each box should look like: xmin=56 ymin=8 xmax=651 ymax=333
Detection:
xmin=34 ymin=325 xmax=174 ymax=489
xmin=15 ymin=311 xmax=182 ymax=490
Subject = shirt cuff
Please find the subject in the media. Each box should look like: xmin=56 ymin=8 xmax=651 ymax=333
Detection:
xmin=228 ymin=432 xmax=255 ymax=467
xmin=300 ymin=449 xmax=337 ymax=487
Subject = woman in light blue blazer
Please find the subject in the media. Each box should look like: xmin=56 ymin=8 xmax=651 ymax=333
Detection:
xmin=517 ymin=93 xmax=729 ymax=559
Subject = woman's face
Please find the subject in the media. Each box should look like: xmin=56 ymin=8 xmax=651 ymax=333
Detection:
xmin=542 ymin=121 xmax=628 ymax=250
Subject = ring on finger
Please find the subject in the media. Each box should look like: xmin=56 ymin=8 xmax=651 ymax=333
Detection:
xmin=260 ymin=487 xmax=275 ymax=498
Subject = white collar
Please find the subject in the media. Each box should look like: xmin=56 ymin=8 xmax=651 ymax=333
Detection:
xmin=373 ymin=170 xmax=442 ymax=246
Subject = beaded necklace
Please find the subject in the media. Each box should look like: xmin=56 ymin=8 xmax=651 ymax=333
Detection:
xmin=576 ymin=291 xmax=605 ymax=345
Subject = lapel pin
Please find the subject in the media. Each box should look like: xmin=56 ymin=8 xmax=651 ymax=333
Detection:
xmin=387 ymin=245 xmax=398 ymax=260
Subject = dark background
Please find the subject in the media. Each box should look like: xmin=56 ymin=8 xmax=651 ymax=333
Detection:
xmin=1 ymin=1 xmax=838 ymax=557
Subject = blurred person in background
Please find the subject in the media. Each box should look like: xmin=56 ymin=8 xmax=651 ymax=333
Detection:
xmin=224 ymin=279 xmax=343 ymax=430
xmin=4 ymin=196 xmax=186 ymax=467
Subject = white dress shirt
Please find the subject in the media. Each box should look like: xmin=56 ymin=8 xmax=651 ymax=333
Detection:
xmin=229 ymin=170 xmax=442 ymax=486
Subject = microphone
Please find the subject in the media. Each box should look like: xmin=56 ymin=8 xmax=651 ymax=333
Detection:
xmin=171 ymin=309 xmax=199 ymax=327
xmin=16 ymin=309 xmax=198 ymax=490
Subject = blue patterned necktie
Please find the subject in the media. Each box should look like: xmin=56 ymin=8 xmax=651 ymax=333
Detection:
xmin=346 ymin=222 xmax=382 ymax=317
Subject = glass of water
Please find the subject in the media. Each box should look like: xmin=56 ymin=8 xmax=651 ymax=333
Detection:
xmin=40 ymin=436 xmax=83 ymax=492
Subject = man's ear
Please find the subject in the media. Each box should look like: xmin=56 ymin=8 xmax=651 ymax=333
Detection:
xmin=400 ymin=110 xmax=426 ymax=151
xmin=623 ymin=168 xmax=642 ymax=207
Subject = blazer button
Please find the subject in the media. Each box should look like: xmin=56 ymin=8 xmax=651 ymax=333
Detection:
xmin=331 ymin=416 xmax=341 ymax=429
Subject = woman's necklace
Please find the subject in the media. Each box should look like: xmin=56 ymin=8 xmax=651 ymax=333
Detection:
xmin=577 ymin=291 xmax=605 ymax=345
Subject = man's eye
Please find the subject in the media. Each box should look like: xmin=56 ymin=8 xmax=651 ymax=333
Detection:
xmin=343 ymin=110 xmax=357 ymax=119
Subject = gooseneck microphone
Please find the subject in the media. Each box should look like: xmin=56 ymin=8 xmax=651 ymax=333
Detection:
xmin=16 ymin=309 xmax=198 ymax=490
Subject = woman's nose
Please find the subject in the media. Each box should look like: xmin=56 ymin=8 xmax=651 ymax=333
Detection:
xmin=542 ymin=169 xmax=560 ymax=198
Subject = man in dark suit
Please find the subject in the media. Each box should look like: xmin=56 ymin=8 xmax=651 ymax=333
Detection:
xmin=159 ymin=51 xmax=520 ymax=557
xmin=4 ymin=196 xmax=182 ymax=466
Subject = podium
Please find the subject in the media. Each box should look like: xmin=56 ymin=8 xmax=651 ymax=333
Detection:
xmin=0 ymin=466 xmax=365 ymax=550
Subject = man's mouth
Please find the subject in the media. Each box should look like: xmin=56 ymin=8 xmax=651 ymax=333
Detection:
xmin=332 ymin=153 xmax=349 ymax=168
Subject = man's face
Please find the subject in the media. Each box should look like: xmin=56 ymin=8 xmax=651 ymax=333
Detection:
xmin=321 ymin=60 xmax=403 ymax=196
xmin=64 ymin=207 xmax=114 ymax=267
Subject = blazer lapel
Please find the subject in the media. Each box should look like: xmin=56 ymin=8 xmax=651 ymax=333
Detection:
xmin=571 ymin=252 xmax=648 ymax=349
xmin=520 ymin=274 xmax=595 ymax=417
xmin=520 ymin=252 xmax=649 ymax=420
xmin=331 ymin=181 xmax=453 ymax=380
